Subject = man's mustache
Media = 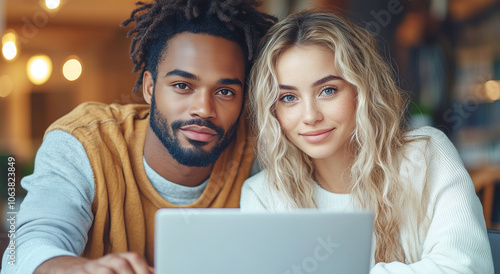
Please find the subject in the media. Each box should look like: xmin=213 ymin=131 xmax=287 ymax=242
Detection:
xmin=170 ymin=119 xmax=225 ymax=138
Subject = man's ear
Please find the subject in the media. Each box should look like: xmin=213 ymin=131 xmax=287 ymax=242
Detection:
xmin=143 ymin=71 xmax=154 ymax=105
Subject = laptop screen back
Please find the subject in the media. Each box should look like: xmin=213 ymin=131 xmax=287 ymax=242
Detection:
xmin=155 ymin=208 xmax=373 ymax=274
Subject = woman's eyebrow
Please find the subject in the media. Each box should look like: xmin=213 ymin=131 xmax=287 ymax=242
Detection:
xmin=312 ymin=75 xmax=343 ymax=87
xmin=278 ymin=84 xmax=297 ymax=90
xmin=279 ymin=75 xmax=344 ymax=90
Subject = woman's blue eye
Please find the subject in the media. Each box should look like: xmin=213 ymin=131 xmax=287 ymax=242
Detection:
xmin=321 ymin=87 xmax=337 ymax=96
xmin=282 ymin=95 xmax=296 ymax=102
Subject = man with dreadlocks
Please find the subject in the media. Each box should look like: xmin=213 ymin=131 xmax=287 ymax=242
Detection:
xmin=1 ymin=1 xmax=276 ymax=273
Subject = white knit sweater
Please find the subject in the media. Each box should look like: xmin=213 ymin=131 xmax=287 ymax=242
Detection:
xmin=241 ymin=127 xmax=494 ymax=273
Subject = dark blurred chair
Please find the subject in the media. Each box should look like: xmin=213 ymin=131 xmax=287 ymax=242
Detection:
xmin=470 ymin=166 xmax=500 ymax=229
xmin=489 ymin=230 xmax=500 ymax=274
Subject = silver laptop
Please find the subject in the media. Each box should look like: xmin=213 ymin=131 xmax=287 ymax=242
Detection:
xmin=155 ymin=208 xmax=373 ymax=274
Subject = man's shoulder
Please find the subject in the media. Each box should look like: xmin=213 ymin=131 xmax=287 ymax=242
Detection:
xmin=45 ymin=102 xmax=150 ymax=136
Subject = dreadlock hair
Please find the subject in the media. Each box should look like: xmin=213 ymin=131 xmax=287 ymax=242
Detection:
xmin=122 ymin=0 xmax=277 ymax=93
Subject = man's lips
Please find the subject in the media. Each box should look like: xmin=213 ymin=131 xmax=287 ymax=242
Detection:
xmin=300 ymin=128 xmax=334 ymax=143
xmin=180 ymin=125 xmax=218 ymax=142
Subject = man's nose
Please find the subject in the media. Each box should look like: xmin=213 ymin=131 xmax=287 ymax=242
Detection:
xmin=189 ymin=90 xmax=216 ymax=119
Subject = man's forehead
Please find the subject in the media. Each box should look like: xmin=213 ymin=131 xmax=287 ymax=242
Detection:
xmin=159 ymin=32 xmax=246 ymax=80
xmin=164 ymin=32 xmax=245 ymax=57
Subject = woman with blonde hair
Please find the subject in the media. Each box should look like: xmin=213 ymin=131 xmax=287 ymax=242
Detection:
xmin=241 ymin=10 xmax=493 ymax=272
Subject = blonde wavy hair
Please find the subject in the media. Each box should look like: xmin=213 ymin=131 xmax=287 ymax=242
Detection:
xmin=249 ymin=10 xmax=427 ymax=263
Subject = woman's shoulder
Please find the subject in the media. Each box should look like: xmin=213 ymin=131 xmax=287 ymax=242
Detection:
xmin=406 ymin=126 xmax=447 ymax=140
xmin=401 ymin=126 xmax=470 ymax=188
xmin=404 ymin=126 xmax=458 ymax=157
xmin=400 ymin=126 xmax=465 ymax=184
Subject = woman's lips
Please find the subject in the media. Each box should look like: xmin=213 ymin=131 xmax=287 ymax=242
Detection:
xmin=300 ymin=128 xmax=334 ymax=143
xmin=180 ymin=125 xmax=217 ymax=142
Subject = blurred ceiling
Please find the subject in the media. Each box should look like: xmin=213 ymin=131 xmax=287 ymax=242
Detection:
xmin=6 ymin=0 xmax=138 ymax=27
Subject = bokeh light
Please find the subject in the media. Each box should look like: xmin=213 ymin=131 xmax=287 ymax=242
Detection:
xmin=27 ymin=55 xmax=53 ymax=85
xmin=2 ymin=41 xmax=17 ymax=60
xmin=45 ymin=0 xmax=60 ymax=10
xmin=484 ymin=80 xmax=500 ymax=102
xmin=2 ymin=31 xmax=18 ymax=60
xmin=63 ymin=58 xmax=82 ymax=81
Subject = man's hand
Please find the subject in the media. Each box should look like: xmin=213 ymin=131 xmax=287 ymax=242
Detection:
xmin=34 ymin=252 xmax=154 ymax=274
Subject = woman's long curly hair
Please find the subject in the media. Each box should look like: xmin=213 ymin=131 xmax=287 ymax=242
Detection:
xmin=249 ymin=10 xmax=427 ymax=263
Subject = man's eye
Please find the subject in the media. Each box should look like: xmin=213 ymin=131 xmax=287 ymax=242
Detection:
xmin=216 ymin=89 xmax=235 ymax=96
xmin=174 ymin=83 xmax=188 ymax=89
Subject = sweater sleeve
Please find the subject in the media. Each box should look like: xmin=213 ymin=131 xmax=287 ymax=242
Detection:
xmin=371 ymin=127 xmax=494 ymax=274
xmin=1 ymin=130 xmax=95 ymax=274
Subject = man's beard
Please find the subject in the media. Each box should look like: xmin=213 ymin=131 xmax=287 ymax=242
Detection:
xmin=150 ymin=96 xmax=239 ymax=167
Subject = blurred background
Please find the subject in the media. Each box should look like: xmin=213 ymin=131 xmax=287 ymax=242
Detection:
xmin=0 ymin=0 xmax=499 ymax=238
